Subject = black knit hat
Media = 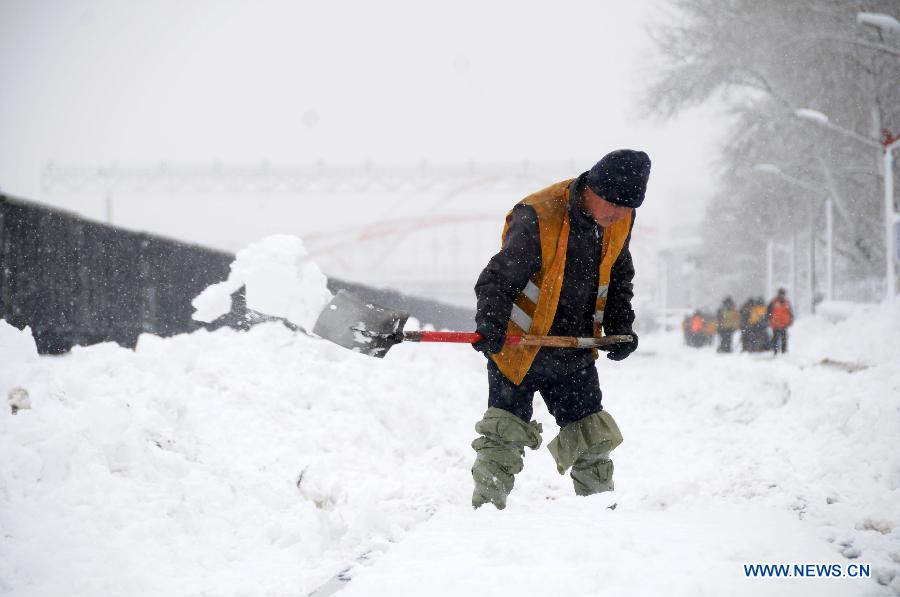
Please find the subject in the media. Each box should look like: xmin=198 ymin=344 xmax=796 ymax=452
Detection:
xmin=585 ymin=149 xmax=651 ymax=208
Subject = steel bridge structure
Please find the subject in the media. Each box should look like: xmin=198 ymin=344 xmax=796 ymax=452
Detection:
xmin=40 ymin=161 xmax=595 ymax=306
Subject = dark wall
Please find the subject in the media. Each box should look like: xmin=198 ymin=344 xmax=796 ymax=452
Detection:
xmin=1 ymin=195 xmax=233 ymax=353
xmin=0 ymin=194 xmax=474 ymax=354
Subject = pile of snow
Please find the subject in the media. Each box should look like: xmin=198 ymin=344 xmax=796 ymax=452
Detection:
xmin=0 ymin=321 xmax=40 ymax=392
xmin=793 ymin=300 xmax=899 ymax=365
xmin=2 ymin=239 xmax=899 ymax=595
xmin=192 ymin=234 xmax=332 ymax=330
xmin=814 ymin=300 xmax=860 ymax=323
xmin=0 ymin=319 xmax=485 ymax=596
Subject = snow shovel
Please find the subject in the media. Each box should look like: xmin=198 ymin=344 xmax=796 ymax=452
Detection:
xmin=313 ymin=290 xmax=633 ymax=358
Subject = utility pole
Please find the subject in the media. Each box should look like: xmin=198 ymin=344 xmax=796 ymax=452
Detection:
xmin=825 ymin=198 xmax=833 ymax=300
xmin=791 ymin=233 xmax=798 ymax=304
xmin=883 ymin=135 xmax=900 ymax=302
xmin=809 ymin=220 xmax=817 ymax=314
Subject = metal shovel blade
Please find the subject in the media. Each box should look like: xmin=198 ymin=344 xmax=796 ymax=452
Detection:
xmin=312 ymin=290 xmax=409 ymax=358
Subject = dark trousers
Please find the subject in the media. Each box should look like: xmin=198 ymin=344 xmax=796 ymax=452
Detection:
xmin=487 ymin=359 xmax=603 ymax=428
xmin=772 ymin=328 xmax=788 ymax=354
xmin=717 ymin=330 xmax=734 ymax=353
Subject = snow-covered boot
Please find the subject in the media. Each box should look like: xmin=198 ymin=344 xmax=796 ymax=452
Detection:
xmin=471 ymin=407 xmax=542 ymax=510
xmin=547 ymin=410 xmax=623 ymax=496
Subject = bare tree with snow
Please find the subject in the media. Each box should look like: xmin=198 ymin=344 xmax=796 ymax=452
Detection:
xmin=645 ymin=0 xmax=900 ymax=303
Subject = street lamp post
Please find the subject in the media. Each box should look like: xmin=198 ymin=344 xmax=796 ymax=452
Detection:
xmin=857 ymin=12 xmax=900 ymax=35
xmin=859 ymin=11 xmax=900 ymax=303
xmin=791 ymin=232 xmax=798 ymax=305
xmin=885 ymin=136 xmax=900 ymax=302
xmin=794 ymin=109 xmax=900 ymax=303
xmin=825 ymin=195 xmax=833 ymax=299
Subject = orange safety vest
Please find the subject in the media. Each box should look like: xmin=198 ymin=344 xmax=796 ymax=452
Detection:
xmin=749 ymin=304 xmax=768 ymax=325
xmin=490 ymin=179 xmax=633 ymax=384
xmin=769 ymin=299 xmax=793 ymax=330
xmin=690 ymin=316 xmax=704 ymax=333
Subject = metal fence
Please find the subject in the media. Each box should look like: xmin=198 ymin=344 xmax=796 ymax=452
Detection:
xmin=0 ymin=194 xmax=474 ymax=354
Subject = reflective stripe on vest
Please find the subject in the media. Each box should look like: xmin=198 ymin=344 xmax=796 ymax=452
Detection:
xmin=594 ymin=284 xmax=609 ymax=325
xmin=510 ymin=280 xmax=541 ymax=331
xmin=510 ymin=303 xmax=532 ymax=331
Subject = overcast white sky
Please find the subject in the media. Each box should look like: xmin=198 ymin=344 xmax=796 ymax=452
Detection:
xmin=0 ymin=0 xmax=727 ymax=302
xmin=1 ymin=0 xmax=723 ymax=193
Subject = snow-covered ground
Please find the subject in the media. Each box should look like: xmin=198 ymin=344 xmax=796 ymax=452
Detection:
xmin=2 ymin=259 xmax=898 ymax=595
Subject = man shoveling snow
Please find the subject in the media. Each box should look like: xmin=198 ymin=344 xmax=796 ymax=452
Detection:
xmin=469 ymin=150 xmax=650 ymax=509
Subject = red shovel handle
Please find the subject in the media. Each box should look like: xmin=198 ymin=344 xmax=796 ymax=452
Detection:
xmin=404 ymin=331 xmax=483 ymax=343
xmin=403 ymin=332 xmax=525 ymax=345
xmin=403 ymin=331 xmax=630 ymax=348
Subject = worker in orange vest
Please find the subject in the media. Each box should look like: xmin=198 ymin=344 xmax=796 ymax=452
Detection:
xmin=470 ymin=150 xmax=650 ymax=508
xmin=767 ymin=288 xmax=794 ymax=355
xmin=688 ymin=311 xmax=705 ymax=347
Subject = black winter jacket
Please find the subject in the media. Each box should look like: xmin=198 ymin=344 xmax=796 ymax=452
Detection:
xmin=474 ymin=175 xmax=636 ymax=375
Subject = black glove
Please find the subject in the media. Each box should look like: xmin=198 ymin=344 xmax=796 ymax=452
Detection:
xmin=605 ymin=331 xmax=638 ymax=361
xmin=472 ymin=321 xmax=506 ymax=355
